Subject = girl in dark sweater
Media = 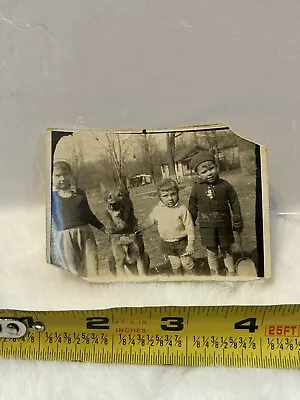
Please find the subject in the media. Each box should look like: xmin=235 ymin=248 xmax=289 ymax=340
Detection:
xmin=188 ymin=152 xmax=243 ymax=276
xmin=51 ymin=160 xmax=105 ymax=278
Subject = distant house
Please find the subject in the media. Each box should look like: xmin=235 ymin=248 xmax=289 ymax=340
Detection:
xmin=161 ymin=139 xmax=241 ymax=181
xmin=161 ymin=145 xmax=205 ymax=181
xmin=216 ymin=141 xmax=241 ymax=171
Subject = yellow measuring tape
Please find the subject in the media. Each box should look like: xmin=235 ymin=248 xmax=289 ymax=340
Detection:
xmin=0 ymin=305 xmax=300 ymax=368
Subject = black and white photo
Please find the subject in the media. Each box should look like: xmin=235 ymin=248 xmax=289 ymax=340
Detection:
xmin=46 ymin=125 xmax=270 ymax=282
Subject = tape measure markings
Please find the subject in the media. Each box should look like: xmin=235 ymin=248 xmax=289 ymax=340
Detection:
xmin=1 ymin=305 xmax=300 ymax=368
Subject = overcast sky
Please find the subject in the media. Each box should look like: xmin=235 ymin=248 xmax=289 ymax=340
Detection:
xmin=53 ymin=129 xmax=235 ymax=166
xmin=53 ymin=130 xmax=168 ymax=164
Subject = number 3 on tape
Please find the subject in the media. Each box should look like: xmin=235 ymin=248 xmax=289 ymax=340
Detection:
xmin=160 ymin=317 xmax=184 ymax=332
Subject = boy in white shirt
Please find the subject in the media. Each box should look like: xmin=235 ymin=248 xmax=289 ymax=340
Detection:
xmin=139 ymin=178 xmax=195 ymax=275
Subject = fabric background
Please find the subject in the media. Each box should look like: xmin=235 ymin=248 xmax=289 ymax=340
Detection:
xmin=1 ymin=1 xmax=300 ymax=398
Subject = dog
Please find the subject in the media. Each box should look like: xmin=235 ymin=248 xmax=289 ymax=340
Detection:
xmin=103 ymin=186 xmax=150 ymax=276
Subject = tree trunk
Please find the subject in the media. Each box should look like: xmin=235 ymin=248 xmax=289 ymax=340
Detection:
xmin=193 ymin=132 xmax=198 ymax=147
xmin=142 ymin=130 xmax=156 ymax=184
xmin=166 ymin=132 xmax=177 ymax=180
xmin=205 ymin=131 xmax=220 ymax=170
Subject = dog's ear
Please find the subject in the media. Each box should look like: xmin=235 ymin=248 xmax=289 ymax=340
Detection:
xmin=117 ymin=185 xmax=130 ymax=197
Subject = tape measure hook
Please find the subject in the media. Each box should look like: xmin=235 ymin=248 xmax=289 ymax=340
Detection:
xmin=0 ymin=319 xmax=27 ymax=339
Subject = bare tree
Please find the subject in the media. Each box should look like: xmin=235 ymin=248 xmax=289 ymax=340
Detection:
xmin=54 ymin=134 xmax=84 ymax=185
xmin=139 ymin=130 xmax=157 ymax=183
xmin=166 ymin=132 xmax=177 ymax=179
xmin=192 ymin=131 xmax=199 ymax=147
xmin=95 ymin=133 xmax=132 ymax=188
xmin=165 ymin=131 xmax=185 ymax=180
xmin=70 ymin=135 xmax=84 ymax=186
xmin=204 ymin=130 xmax=220 ymax=169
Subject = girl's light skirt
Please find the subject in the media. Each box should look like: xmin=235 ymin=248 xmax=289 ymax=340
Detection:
xmin=52 ymin=224 xmax=98 ymax=278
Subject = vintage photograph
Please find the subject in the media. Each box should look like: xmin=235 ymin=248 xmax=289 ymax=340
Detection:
xmin=46 ymin=125 xmax=270 ymax=282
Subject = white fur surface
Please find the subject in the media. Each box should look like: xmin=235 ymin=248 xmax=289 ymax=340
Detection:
xmin=0 ymin=208 xmax=299 ymax=399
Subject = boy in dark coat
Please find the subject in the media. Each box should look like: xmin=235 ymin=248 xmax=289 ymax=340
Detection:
xmin=188 ymin=151 xmax=243 ymax=276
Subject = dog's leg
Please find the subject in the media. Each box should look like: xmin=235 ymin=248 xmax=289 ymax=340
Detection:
xmin=131 ymin=244 xmax=148 ymax=276
xmin=111 ymin=240 xmax=127 ymax=277
xmin=114 ymin=254 xmax=126 ymax=276
xmin=136 ymin=256 xmax=147 ymax=276
xmin=134 ymin=234 xmax=149 ymax=276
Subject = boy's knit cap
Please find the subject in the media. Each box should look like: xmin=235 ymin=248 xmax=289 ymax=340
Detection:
xmin=190 ymin=151 xmax=215 ymax=171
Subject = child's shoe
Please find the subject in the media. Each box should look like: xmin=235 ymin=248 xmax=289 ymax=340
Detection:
xmin=226 ymin=269 xmax=237 ymax=277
